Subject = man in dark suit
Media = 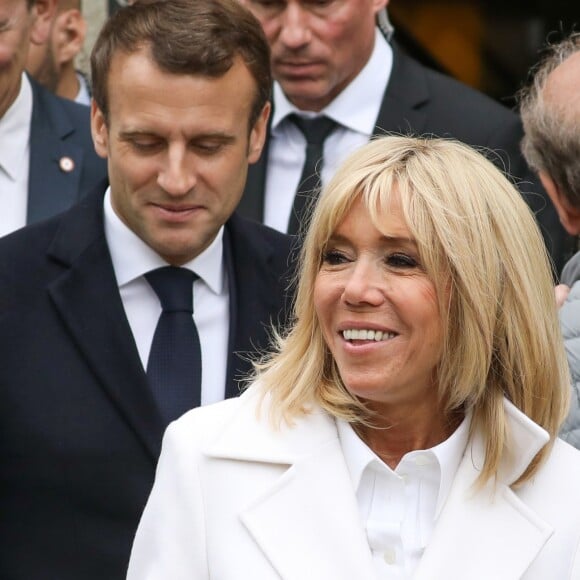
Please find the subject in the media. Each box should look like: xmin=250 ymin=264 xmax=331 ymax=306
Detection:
xmin=0 ymin=0 xmax=106 ymax=236
xmin=0 ymin=1 xmax=292 ymax=578
xmin=238 ymin=0 xmax=570 ymax=271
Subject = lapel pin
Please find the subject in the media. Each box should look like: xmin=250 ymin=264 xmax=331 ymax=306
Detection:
xmin=59 ymin=156 xmax=75 ymax=173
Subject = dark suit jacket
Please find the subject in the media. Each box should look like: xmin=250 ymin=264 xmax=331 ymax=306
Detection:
xmin=239 ymin=42 xmax=571 ymax=272
xmin=0 ymin=189 xmax=293 ymax=579
xmin=27 ymin=77 xmax=108 ymax=224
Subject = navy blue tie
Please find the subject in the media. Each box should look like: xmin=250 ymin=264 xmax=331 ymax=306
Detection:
xmin=145 ymin=266 xmax=202 ymax=425
xmin=287 ymin=113 xmax=337 ymax=236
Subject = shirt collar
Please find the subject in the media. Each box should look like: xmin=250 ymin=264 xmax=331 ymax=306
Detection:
xmin=272 ymin=28 xmax=392 ymax=137
xmin=428 ymin=412 xmax=471 ymax=517
xmin=75 ymin=71 xmax=91 ymax=107
xmin=0 ymin=73 xmax=32 ymax=181
xmin=337 ymin=410 xmax=471 ymax=518
xmin=103 ymin=187 xmax=224 ymax=294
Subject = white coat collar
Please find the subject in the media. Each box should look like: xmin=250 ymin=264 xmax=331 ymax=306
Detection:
xmin=415 ymin=398 xmax=553 ymax=580
xmin=206 ymin=386 xmax=376 ymax=579
xmin=206 ymin=388 xmax=553 ymax=580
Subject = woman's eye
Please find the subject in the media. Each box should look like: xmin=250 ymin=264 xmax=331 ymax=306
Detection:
xmin=321 ymin=250 xmax=349 ymax=265
xmin=386 ymin=253 xmax=418 ymax=268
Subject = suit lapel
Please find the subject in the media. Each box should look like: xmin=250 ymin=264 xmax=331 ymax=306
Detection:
xmin=207 ymin=392 xmax=376 ymax=580
xmin=223 ymin=214 xmax=291 ymax=398
xmin=47 ymin=193 xmax=164 ymax=461
xmin=27 ymin=78 xmax=85 ymax=224
xmin=373 ymin=42 xmax=430 ymax=137
xmin=238 ymin=104 xmax=274 ymax=222
xmin=415 ymin=402 xmax=553 ymax=580
xmin=240 ymin=154 xmax=268 ymax=222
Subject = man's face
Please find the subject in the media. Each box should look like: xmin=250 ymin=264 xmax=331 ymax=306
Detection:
xmin=0 ymin=0 xmax=36 ymax=116
xmin=242 ymin=0 xmax=387 ymax=112
xmin=91 ymin=48 xmax=269 ymax=265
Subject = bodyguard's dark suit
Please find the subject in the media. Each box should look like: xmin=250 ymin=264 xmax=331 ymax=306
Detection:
xmin=239 ymin=42 xmax=571 ymax=272
xmin=0 ymin=189 xmax=293 ymax=579
xmin=26 ymin=77 xmax=108 ymax=224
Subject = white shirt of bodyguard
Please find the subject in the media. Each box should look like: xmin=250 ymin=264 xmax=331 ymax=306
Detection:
xmin=74 ymin=71 xmax=91 ymax=107
xmin=0 ymin=73 xmax=32 ymax=237
xmin=263 ymin=29 xmax=393 ymax=232
xmin=104 ymin=188 xmax=229 ymax=405
xmin=337 ymin=416 xmax=470 ymax=579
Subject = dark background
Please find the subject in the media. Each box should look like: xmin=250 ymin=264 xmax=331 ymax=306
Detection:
xmin=108 ymin=0 xmax=579 ymax=109
xmin=390 ymin=0 xmax=580 ymax=108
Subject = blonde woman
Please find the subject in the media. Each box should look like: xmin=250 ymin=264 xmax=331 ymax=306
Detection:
xmin=128 ymin=136 xmax=580 ymax=579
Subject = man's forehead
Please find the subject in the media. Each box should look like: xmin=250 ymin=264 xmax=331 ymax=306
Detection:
xmin=104 ymin=51 xmax=256 ymax=130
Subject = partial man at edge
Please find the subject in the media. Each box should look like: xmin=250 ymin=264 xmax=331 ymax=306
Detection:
xmin=0 ymin=0 xmax=106 ymax=237
xmin=519 ymin=32 xmax=580 ymax=448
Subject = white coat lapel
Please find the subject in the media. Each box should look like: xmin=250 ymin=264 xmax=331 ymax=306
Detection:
xmin=206 ymin=390 xmax=376 ymax=580
xmin=414 ymin=400 xmax=553 ymax=580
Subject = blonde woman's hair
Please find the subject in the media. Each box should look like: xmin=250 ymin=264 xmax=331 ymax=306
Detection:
xmin=254 ymin=135 xmax=569 ymax=486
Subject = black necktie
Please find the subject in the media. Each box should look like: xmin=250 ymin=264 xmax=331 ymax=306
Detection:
xmin=145 ymin=266 xmax=202 ymax=425
xmin=287 ymin=113 xmax=337 ymax=236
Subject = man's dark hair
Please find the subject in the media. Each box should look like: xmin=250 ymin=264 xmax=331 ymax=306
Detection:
xmin=91 ymin=0 xmax=271 ymax=129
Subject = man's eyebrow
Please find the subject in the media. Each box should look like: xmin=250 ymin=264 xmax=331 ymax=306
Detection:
xmin=0 ymin=17 xmax=15 ymax=31
xmin=119 ymin=130 xmax=158 ymax=140
xmin=118 ymin=130 xmax=237 ymax=142
xmin=189 ymin=132 xmax=236 ymax=143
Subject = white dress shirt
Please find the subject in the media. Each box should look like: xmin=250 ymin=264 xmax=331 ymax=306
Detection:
xmin=0 ymin=73 xmax=32 ymax=237
xmin=264 ymin=29 xmax=393 ymax=232
xmin=337 ymin=414 xmax=471 ymax=579
xmin=75 ymin=72 xmax=91 ymax=106
xmin=104 ymin=189 xmax=229 ymax=406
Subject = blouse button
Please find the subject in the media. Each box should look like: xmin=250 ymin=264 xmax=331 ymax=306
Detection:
xmin=383 ymin=548 xmax=397 ymax=565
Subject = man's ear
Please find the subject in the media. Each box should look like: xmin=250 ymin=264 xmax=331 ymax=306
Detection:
xmin=29 ymin=0 xmax=57 ymax=46
xmin=248 ymin=102 xmax=271 ymax=164
xmin=540 ymin=171 xmax=580 ymax=236
xmin=91 ymin=101 xmax=109 ymax=160
xmin=54 ymin=9 xmax=87 ymax=66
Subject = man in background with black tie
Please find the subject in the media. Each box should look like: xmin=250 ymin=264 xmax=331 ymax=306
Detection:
xmin=238 ymin=0 xmax=571 ymax=271
xmin=0 ymin=1 xmax=292 ymax=578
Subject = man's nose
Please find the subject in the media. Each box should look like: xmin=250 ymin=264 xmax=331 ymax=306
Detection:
xmin=278 ymin=3 xmax=312 ymax=50
xmin=157 ymin=147 xmax=196 ymax=195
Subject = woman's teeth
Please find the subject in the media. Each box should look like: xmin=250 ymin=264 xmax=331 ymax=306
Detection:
xmin=342 ymin=329 xmax=396 ymax=342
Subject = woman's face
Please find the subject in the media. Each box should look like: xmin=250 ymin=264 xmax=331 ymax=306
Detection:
xmin=313 ymin=195 xmax=444 ymax=412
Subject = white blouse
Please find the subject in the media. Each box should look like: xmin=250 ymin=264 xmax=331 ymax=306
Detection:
xmin=337 ymin=414 xmax=471 ymax=578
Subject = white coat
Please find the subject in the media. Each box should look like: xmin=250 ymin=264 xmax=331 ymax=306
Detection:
xmin=127 ymin=385 xmax=580 ymax=579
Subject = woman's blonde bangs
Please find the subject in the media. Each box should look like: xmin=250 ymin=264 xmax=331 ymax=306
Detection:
xmin=255 ymin=136 xmax=570 ymax=486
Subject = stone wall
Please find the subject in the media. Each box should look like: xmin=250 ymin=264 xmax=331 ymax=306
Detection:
xmin=78 ymin=0 xmax=109 ymax=75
